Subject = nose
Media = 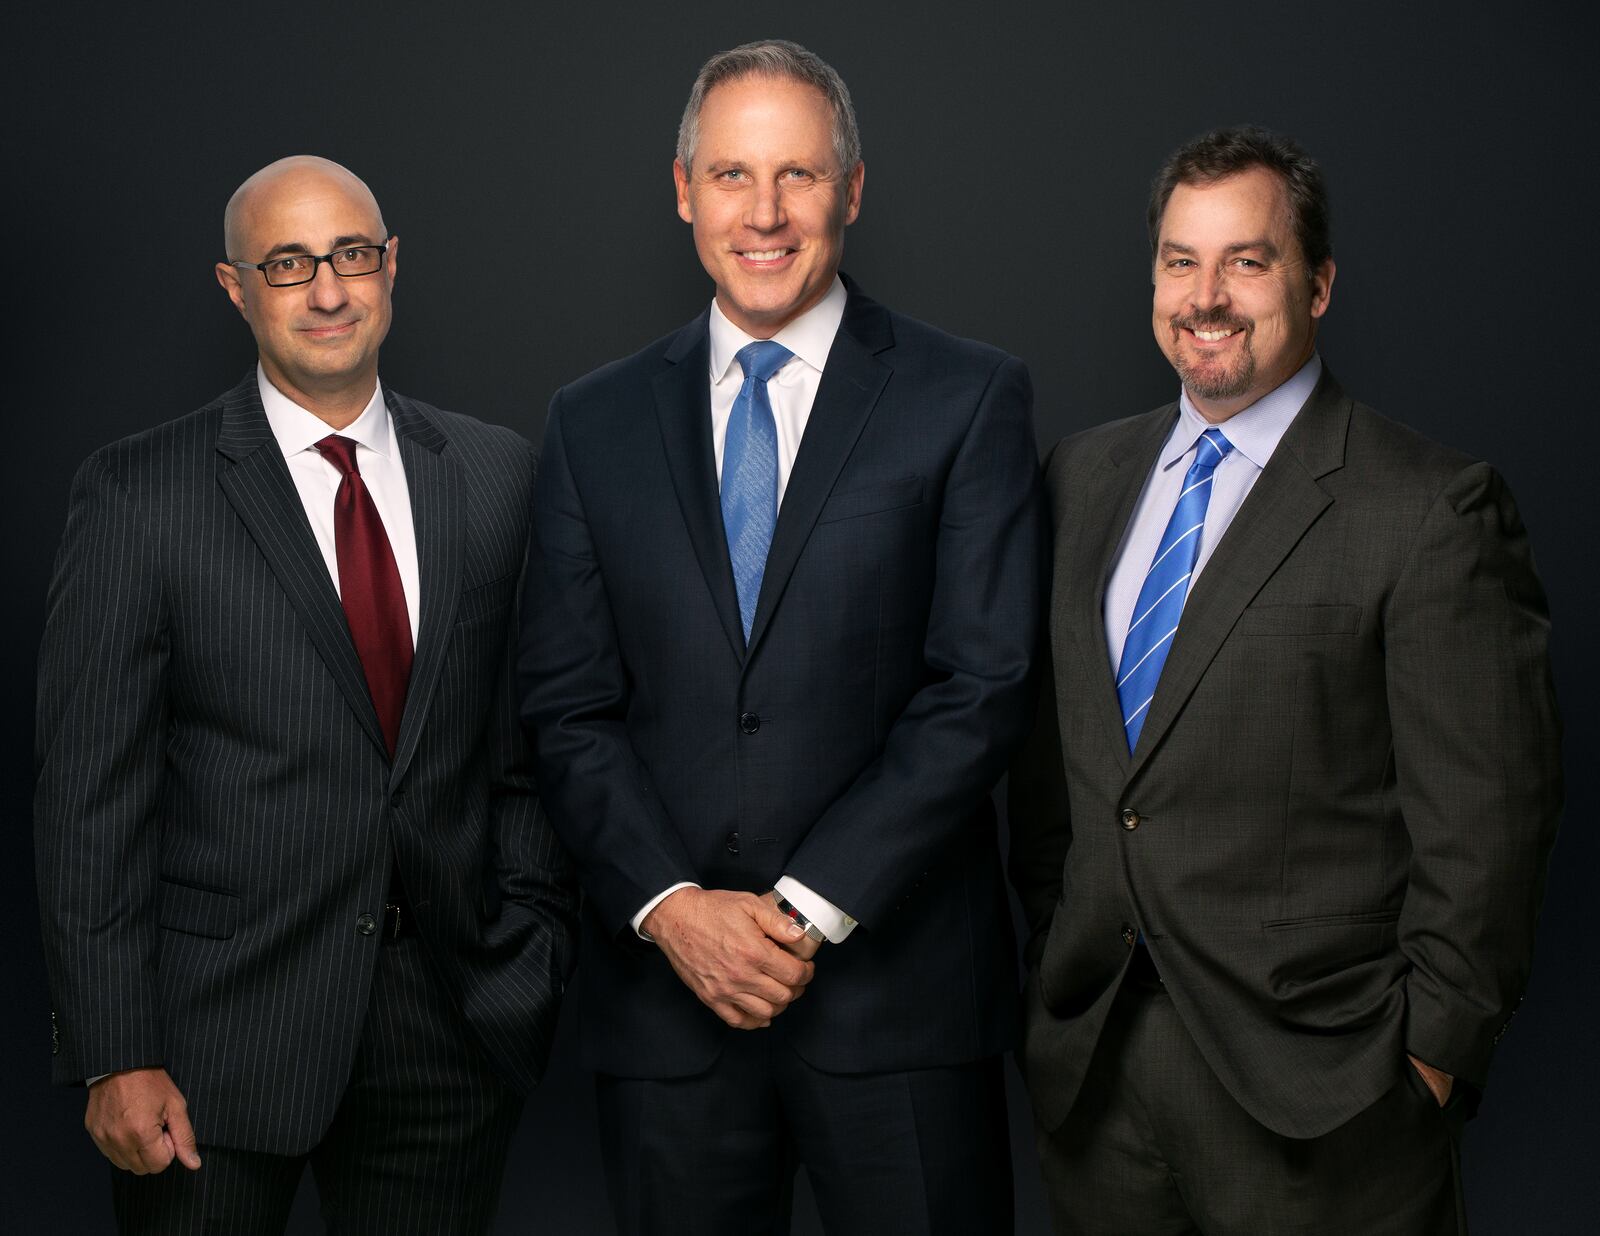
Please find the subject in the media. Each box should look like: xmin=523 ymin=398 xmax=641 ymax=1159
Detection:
xmin=1189 ymin=262 xmax=1230 ymax=312
xmin=305 ymin=258 xmax=350 ymax=311
xmin=746 ymin=177 xmax=786 ymax=232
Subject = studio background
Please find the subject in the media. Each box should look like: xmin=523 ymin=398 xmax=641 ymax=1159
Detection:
xmin=6 ymin=2 xmax=1591 ymax=1231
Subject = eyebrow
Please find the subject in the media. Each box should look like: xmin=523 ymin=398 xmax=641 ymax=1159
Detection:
xmin=1158 ymin=239 xmax=1282 ymax=259
xmin=258 ymin=234 xmax=379 ymax=260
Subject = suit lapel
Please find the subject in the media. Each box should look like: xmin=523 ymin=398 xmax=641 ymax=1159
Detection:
xmin=1062 ymin=407 xmax=1178 ymax=767
xmin=1127 ymin=374 xmax=1351 ymax=777
xmin=745 ymin=290 xmax=892 ymax=657
xmin=214 ymin=374 xmax=389 ymax=757
xmin=653 ymin=313 xmax=747 ymax=661
xmin=386 ymin=390 xmax=460 ymax=788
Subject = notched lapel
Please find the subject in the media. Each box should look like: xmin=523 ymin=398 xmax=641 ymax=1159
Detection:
xmin=652 ymin=317 xmax=746 ymax=660
xmin=1062 ymin=408 xmax=1178 ymax=767
xmin=387 ymin=392 xmax=461 ymax=788
xmin=744 ymin=299 xmax=892 ymax=657
xmin=1127 ymin=378 xmax=1351 ymax=776
xmin=214 ymin=376 xmax=389 ymax=758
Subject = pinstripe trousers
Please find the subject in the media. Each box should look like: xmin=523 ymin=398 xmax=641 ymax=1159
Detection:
xmin=111 ymin=933 xmax=523 ymax=1235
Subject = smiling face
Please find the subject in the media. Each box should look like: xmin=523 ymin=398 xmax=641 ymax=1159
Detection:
xmin=674 ymin=74 xmax=863 ymax=338
xmin=215 ymin=158 xmax=396 ymax=421
xmin=1152 ymin=166 xmax=1334 ymax=422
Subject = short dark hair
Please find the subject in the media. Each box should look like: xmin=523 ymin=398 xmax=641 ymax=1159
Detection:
xmin=677 ymin=39 xmax=861 ymax=175
xmin=1148 ymin=126 xmax=1332 ymax=275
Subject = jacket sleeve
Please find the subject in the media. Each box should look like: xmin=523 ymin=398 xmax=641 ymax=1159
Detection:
xmin=516 ymin=391 xmax=700 ymax=935
xmin=1387 ymin=462 xmax=1562 ymax=1087
xmin=34 ymin=453 xmax=170 ymax=1085
xmin=780 ymin=356 xmax=1048 ymax=926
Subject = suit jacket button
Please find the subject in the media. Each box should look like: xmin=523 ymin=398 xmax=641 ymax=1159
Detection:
xmin=725 ymin=831 xmax=741 ymax=855
xmin=356 ymin=913 xmax=377 ymax=935
xmin=1121 ymin=924 xmax=1137 ymax=947
xmin=739 ymin=712 xmax=760 ymax=735
xmin=1121 ymin=809 xmax=1140 ymax=831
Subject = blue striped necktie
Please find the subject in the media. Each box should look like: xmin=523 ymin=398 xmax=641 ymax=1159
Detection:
xmin=721 ymin=340 xmax=793 ymax=641
xmin=1116 ymin=427 xmax=1235 ymax=751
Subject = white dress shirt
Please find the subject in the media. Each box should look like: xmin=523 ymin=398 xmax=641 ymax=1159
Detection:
xmin=1104 ymin=355 xmax=1321 ymax=672
xmin=256 ymin=365 xmax=421 ymax=643
xmin=632 ymin=278 xmax=860 ymax=944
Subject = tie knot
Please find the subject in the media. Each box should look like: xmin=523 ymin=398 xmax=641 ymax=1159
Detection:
xmin=315 ymin=434 xmax=361 ymax=478
xmin=1193 ymin=427 xmax=1234 ymax=472
xmin=736 ymin=340 xmax=794 ymax=384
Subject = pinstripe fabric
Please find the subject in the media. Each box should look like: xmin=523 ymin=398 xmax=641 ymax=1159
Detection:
xmin=35 ymin=374 xmax=578 ymax=1163
xmin=112 ymin=936 xmax=522 ymax=1234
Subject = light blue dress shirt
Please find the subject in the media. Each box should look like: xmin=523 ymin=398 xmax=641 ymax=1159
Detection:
xmin=1104 ymin=356 xmax=1323 ymax=674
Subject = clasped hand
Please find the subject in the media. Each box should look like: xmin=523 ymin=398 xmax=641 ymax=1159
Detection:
xmin=642 ymin=888 xmax=818 ymax=1029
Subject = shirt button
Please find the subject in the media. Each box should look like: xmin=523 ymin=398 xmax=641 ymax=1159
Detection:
xmin=356 ymin=913 xmax=377 ymax=936
xmin=725 ymin=831 xmax=741 ymax=855
xmin=739 ymin=712 xmax=760 ymax=734
xmin=1121 ymin=809 xmax=1141 ymax=831
xmin=1121 ymin=924 xmax=1137 ymax=947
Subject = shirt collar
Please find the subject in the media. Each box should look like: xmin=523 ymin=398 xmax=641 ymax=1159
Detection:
xmin=256 ymin=363 xmax=392 ymax=460
xmin=1164 ymin=353 xmax=1322 ymax=471
xmin=707 ymin=276 xmax=848 ymax=383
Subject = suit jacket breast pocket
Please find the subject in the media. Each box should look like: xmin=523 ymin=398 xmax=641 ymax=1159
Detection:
xmin=1234 ymin=603 xmax=1360 ymax=637
xmin=816 ymin=476 xmax=924 ymax=525
xmin=158 ymin=878 xmax=239 ymax=939
xmin=455 ymin=573 xmax=517 ymax=625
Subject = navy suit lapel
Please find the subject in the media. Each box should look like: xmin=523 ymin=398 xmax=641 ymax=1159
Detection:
xmin=214 ymin=374 xmax=389 ymax=757
xmin=386 ymin=390 xmax=461 ymax=788
xmin=745 ymin=290 xmax=892 ymax=658
xmin=653 ymin=312 xmax=747 ymax=661
xmin=1127 ymin=374 xmax=1350 ymax=777
xmin=1065 ymin=407 xmax=1177 ymax=768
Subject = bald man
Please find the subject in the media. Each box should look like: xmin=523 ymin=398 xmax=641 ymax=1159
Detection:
xmin=34 ymin=156 xmax=577 ymax=1234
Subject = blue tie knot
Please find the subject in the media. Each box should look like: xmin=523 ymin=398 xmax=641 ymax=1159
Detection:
xmin=1193 ymin=427 xmax=1234 ymax=472
xmin=736 ymin=340 xmax=793 ymax=385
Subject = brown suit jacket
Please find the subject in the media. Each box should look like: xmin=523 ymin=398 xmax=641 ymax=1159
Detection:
xmin=1009 ymin=370 xmax=1561 ymax=1138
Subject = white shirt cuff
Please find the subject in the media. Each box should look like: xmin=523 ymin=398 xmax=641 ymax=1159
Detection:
xmin=631 ymin=882 xmax=700 ymax=941
xmin=775 ymin=876 xmax=858 ymax=942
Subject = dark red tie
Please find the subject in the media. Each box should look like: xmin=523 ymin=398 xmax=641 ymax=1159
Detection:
xmin=316 ymin=435 xmax=413 ymax=756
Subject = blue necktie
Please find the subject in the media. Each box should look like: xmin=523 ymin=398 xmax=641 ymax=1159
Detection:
xmin=1116 ymin=427 xmax=1235 ymax=752
xmin=722 ymin=340 xmax=793 ymax=641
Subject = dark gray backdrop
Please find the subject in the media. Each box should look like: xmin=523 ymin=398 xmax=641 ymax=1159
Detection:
xmin=6 ymin=2 xmax=1592 ymax=1231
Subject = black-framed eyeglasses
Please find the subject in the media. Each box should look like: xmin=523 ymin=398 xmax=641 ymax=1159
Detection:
xmin=228 ymin=239 xmax=392 ymax=287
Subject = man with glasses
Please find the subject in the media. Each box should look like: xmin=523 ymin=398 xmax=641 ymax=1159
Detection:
xmin=34 ymin=155 xmax=576 ymax=1233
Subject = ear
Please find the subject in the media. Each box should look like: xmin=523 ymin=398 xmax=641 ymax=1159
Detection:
xmin=1309 ymin=258 xmax=1336 ymax=319
xmin=843 ymin=161 xmax=865 ymax=226
xmin=385 ymin=235 xmax=399 ymax=288
xmin=214 ymin=261 xmax=248 ymax=316
xmin=673 ymin=159 xmax=693 ymax=224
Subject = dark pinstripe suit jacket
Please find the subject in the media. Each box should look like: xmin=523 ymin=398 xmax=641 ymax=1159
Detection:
xmin=1009 ymin=371 xmax=1562 ymax=1139
xmin=519 ymin=281 xmax=1045 ymax=1078
xmin=34 ymin=373 xmax=578 ymax=1155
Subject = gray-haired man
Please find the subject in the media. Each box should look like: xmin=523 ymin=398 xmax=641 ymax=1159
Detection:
xmin=519 ymin=38 xmax=1044 ymax=1234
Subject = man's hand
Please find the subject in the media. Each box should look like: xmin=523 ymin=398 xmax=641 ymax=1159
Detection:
xmin=762 ymin=890 xmax=822 ymax=962
xmin=1407 ymin=1054 xmax=1454 ymax=1107
xmin=642 ymin=888 xmax=815 ymax=1029
xmin=85 ymin=1067 xmax=201 ymax=1174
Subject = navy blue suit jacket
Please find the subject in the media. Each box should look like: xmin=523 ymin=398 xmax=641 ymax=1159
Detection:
xmin=519 ymin=280 xmax=1045 ymax=1077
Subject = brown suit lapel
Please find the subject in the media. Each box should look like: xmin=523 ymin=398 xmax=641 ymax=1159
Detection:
xmin=1055 ymin=407 xmax=1177 ymax=769
xmin=1126 ymin=372 xmax=1352 ymax=778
